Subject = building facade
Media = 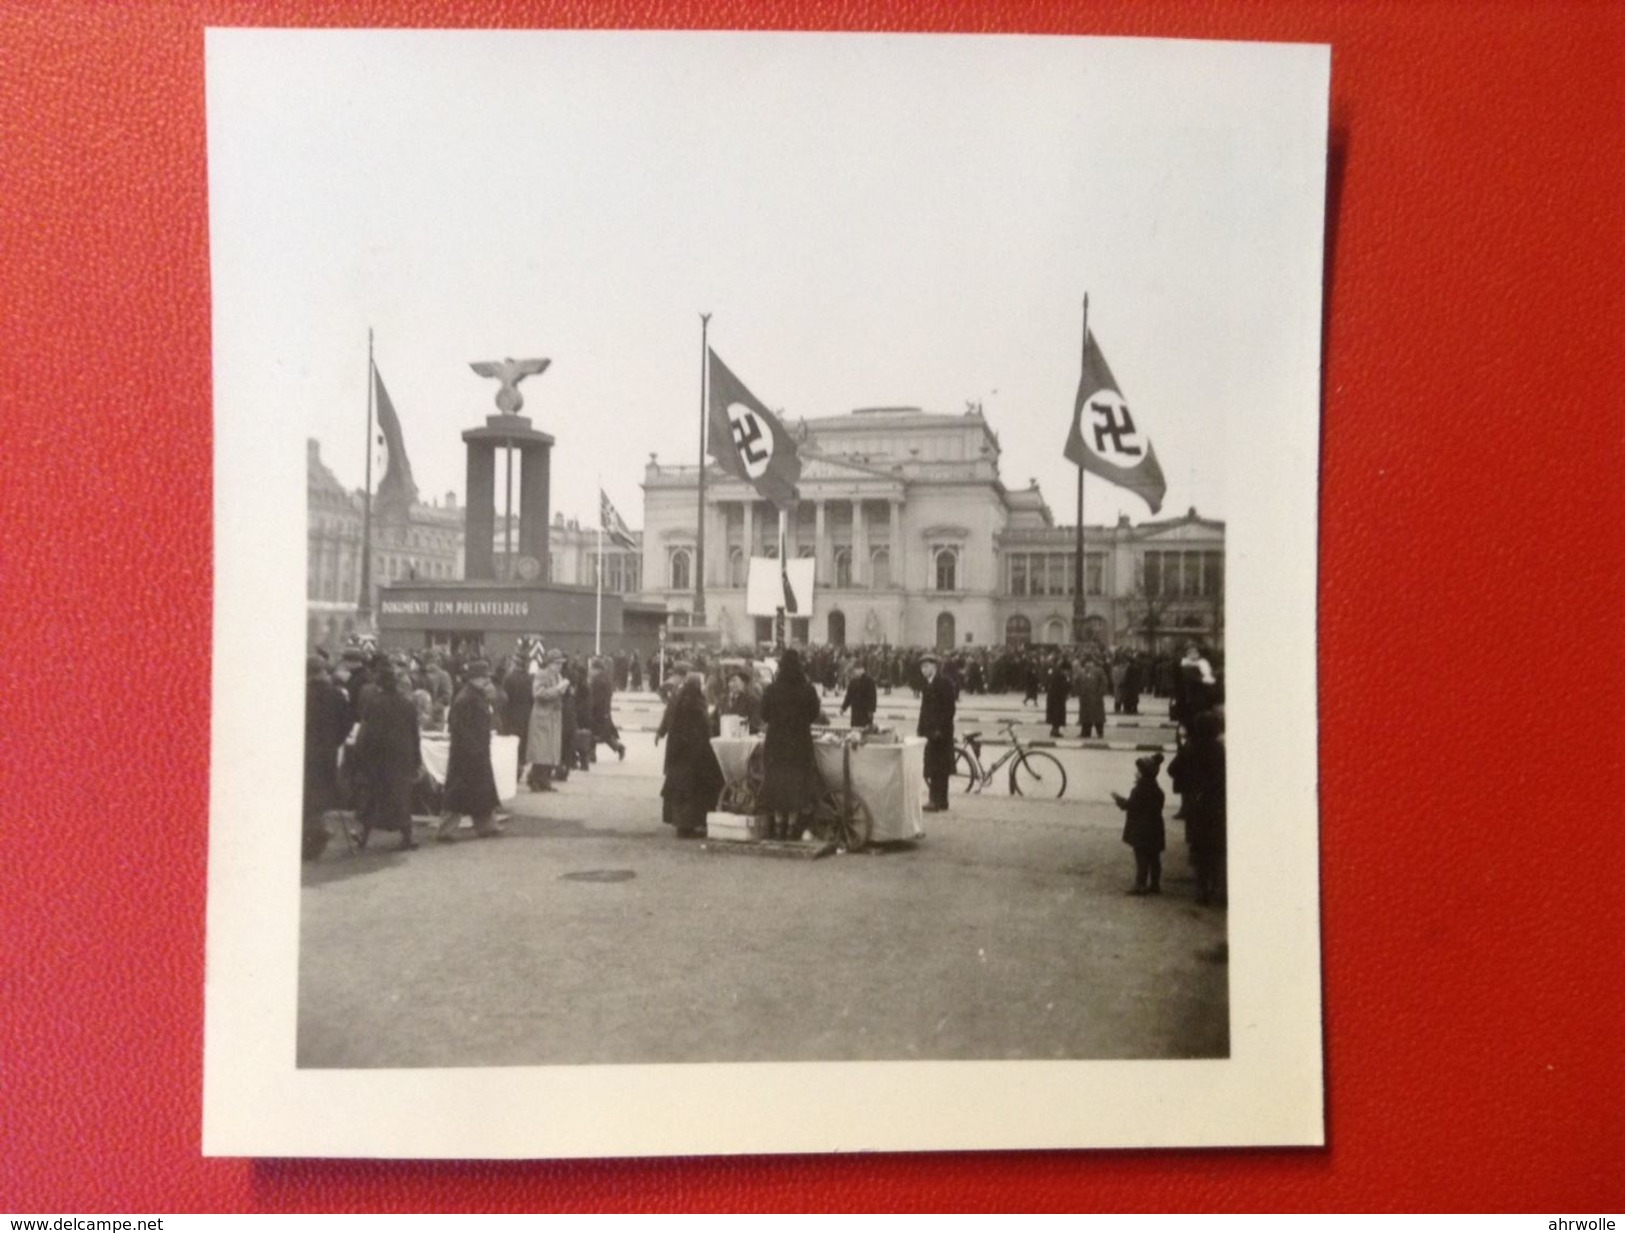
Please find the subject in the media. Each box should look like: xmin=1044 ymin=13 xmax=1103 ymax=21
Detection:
xmin=638 ymin=407 xmax=1224 ymax=652
xmin=305 ymin=438 xmax=464 ymax=649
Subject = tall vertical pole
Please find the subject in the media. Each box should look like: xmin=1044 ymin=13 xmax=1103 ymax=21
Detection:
xmin=776 ymin=507 xmax=788 ymax=650
xmin=1072 ymin=295 xmax=1089 ymax=646
xmin=595 ymin=478 xmax=604 ymax=656
xmin=358 ymin=328 xmax=376 ymax=627
xmin=695 ymin=313 xmax=711 ymax=631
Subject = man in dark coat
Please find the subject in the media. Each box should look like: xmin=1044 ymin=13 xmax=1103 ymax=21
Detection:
xmin=1045 ymin=657 xmax=1072 ymax=737
xmin=1168 ymin=711 xmax=1226 ymax=905
xmin=303 ymin=656 xmax=351 ymax=861
xmin=917 ymin=653 xmax=957 ymax=812
xmin=588 ymin=658 xmax=628 ymax=761
xmin=436 ymin=660 xmax=503 ymax=842
xmin=840 ymin=662 xmax=878 ymax=729
xmin=350 ymin=664 xmax=422 ymax=851
xmin=501 ymin=655 xmax=534 ymax=780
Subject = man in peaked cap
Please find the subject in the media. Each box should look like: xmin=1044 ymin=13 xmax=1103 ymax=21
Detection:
xmin=916 ymin=652 xmax=957 ymax=813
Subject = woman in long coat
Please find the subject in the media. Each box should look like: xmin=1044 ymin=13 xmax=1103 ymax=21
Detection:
xmin=351 ymin=664 xmax=422 ymax=850
xmin=438 ymin=663 xmax=502 ymax=840
xmin=1073 ymin=658 xmax=1109 ymax=738
xmin=1045 ymin=657 xmax=1072 ymax=737
xmin=660 ymin=674 xmax=725 ymax=837
xmin=758 ymin=648 xmax=825 ymax=840
xmin=525 ymin=655 xmax=567 ymax=791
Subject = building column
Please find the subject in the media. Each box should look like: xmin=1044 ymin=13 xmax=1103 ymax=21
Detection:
xmin=742 ymin=499 xmax=756 ymax=563
xmin=783 ymin=500 xmax=799 ymax=560
xmin=852 ymin=497 xmax=869 ymax=587
xmin=888 ymin=498 xmax=903 ymax=590
xmin=814 ymin=498 xmax=828 ymax=585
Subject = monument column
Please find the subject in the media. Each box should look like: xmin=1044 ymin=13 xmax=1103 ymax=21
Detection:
xmin=464 ymin=442 xmax=497 ymax=580
xmin=519 ymin=440 xmax=551 ymax=578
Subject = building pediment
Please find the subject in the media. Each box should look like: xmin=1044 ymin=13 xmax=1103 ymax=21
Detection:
xmin=796 ymin=453 xmax=902 ymax=483
xmin=1139 ymin=520 xmax=1224 ymax=543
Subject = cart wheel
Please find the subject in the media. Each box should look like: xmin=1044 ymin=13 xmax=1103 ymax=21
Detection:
xmin=718 ymin=781 xmax=757 ymax=815
xmin=812 ymin=792 xmax=872 ymax=852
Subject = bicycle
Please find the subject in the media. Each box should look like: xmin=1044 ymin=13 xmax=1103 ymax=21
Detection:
xmin=953 ymin=719 xmax=1068 ymax=799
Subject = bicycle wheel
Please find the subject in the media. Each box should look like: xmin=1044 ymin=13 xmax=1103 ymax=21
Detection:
xmin=1010 ymin=750 xmax=1067 ymax=799
xmin=954 ymin=747 xmax=980 ymax=793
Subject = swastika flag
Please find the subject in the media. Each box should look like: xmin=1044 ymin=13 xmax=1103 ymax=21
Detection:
xmin=1062 ymin=327 xmax=1167 ymax=515
xmin=707 ymin=349 xmax=801 ymax=509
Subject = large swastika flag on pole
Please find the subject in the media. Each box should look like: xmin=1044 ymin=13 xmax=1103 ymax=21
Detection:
xmin=1062 ymin=326 xmax=1167 ymax=515
xmin=707 ymin=349 xmax=801 ymax=509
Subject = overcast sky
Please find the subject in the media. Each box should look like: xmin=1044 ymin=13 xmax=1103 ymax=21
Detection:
xmin=210 ymin=31 xmax=1327 ymax=531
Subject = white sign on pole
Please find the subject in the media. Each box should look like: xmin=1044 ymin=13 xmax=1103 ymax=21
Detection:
xmin=745 ymin=557 xmax=815 ymax=618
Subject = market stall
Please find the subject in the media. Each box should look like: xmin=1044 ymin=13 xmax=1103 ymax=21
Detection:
xmin=420 ymin=733 xmax=521 ymax=805
xmin=709 ymin=731 xmax=925 ymax=846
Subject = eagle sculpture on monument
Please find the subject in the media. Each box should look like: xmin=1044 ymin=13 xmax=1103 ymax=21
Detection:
xmin=469 ymin=357 xmax=551 ymax=414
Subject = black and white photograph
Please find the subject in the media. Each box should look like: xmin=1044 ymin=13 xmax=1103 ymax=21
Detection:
xmin=204 ymin=29 xmax=1326 ymax=1158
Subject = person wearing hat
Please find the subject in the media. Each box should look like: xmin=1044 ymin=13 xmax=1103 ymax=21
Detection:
xmin=303 ymin=655 xmax=350 ymax=861
xmin=1113 ymin=753 xmax=1167 ymax=895
xmin=523 ymin=649 xmax=567 ymax=791
xmin=350 ymin=663 xmax=423 ymax=851
xmin=437 ymin=659 xmax=503 ymax=841
xmin=916 ymin=652 xmax=957 ymax=812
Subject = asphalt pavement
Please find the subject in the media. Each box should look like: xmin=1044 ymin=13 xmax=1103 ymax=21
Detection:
xmin=299 ymin=696 xmax=1227 ymax=1069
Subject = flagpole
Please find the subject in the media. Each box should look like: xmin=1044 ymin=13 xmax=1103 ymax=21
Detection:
xmin=695 ymin=312 xmax=711 ymax=631
xmin=595 ymin=478 xmax=604 ymax=656
xmin=776 ymin=507 xmax=788 ymax=651
xmin=359 ymin=328 xmax=375 ymax=629
xmin=1072 ymin=295 xmax=1089 ymax=646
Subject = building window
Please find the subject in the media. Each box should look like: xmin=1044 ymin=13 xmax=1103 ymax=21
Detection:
xmin=1043 ymin=616 xmax=1067 ymax=644
xmin=790 ymin=617 xmax=810 ymax=644
xmin=728 ymin=548 xmax=745 ymax=588
xmin=934 ymin=547 xmax=958 ymax=592
xmin=1005 ymin=614 xmax=1031 ymax=647
xmin=833 ymin=548 xmax=852 ymax=589
xmin=1143 ymin=552 xmax=1162 ymax=598
xmin=754 ymin=616 xmax=774 ymax=644
xmin=669 ymin=548 xmax=691 ymax=591
xmin=935 ymin=611 xmax=956 ymax=650
xmin=1202 ymin=551 xmax=1222 ymax=597
xmin=1085 ymin=552 xmax=1103 ymax=597
xmin=1009 ymin=554 xmax=1028 ymax=597
xmin=871 ymin=547 xmax=890 ymax=589
xmin=827 ymin=610 xmax=846 ymax=647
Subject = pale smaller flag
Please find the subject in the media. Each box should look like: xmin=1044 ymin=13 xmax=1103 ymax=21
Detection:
xmin=599 ymin=490 xmax=638 ymax=550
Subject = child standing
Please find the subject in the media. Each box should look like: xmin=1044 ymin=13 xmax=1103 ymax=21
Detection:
xmin=1113 ymin=753 xmax=1166 ymax=895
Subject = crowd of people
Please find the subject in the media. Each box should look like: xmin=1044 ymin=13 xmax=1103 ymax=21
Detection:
xmin=301 ymin=643 xmax=630 ymax=861
xmin=304 ymin=635 xmax=1225 ymax=907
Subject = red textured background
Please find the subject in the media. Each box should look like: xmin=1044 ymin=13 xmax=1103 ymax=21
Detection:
xmin=3 ymin=0 xmax=1622 ymax=1214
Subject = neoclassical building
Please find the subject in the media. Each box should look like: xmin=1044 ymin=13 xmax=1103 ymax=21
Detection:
xmin=305 ymin=438 xmax=464 ymax=648
xmin=638 ymin=406 xmax=1224 ymax=652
